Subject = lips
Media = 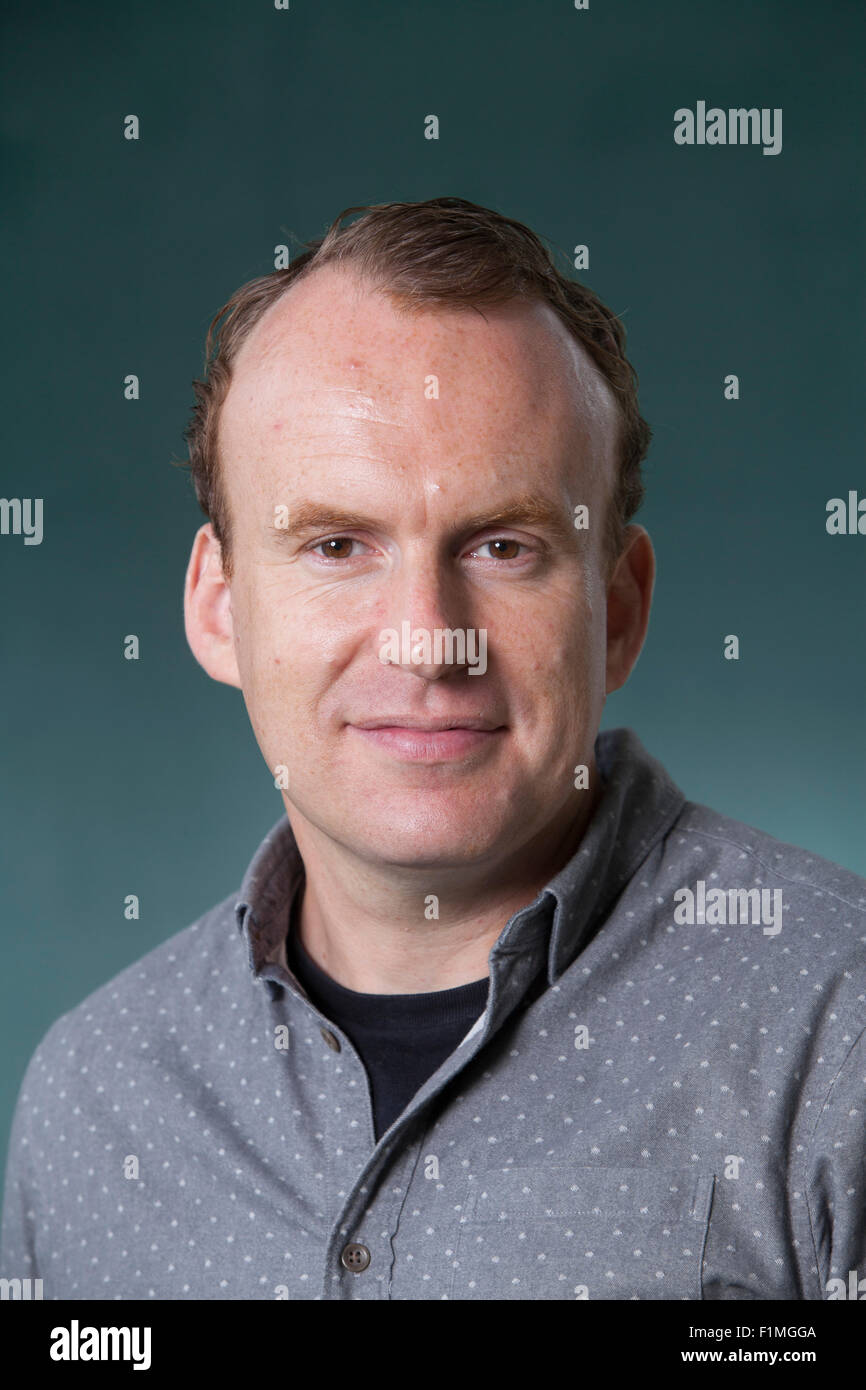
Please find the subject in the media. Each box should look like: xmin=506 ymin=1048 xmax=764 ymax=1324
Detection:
xmin=349 ymin=717 xmax=505 ymax=762
xmin=352 ymin=717 xmax=503 ymax=732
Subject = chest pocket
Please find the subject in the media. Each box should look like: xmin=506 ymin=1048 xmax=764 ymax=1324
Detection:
xmin=448 ymin=1165 xmax=716 ymax=1300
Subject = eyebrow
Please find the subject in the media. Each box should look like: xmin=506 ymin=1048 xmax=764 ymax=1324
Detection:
xmin=271 ymin=496 xmax=578 ymax=545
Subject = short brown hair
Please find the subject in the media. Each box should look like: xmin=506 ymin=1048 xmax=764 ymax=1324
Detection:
xmin=179 ymin=196 xmax=651 ymax=580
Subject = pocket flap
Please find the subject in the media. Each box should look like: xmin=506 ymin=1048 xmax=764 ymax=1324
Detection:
xmin=463 ymin=1165 xmax=714 ymax=1225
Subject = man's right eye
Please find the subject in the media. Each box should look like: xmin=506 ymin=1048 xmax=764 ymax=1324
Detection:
xmin=310 ymin=537 xmax=367 ymax=560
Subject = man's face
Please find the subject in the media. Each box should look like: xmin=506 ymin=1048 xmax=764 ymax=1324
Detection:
xmin=198 ymin=265 xmax=626 ymax=870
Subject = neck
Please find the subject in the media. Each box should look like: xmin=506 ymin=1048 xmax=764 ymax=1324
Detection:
xmin=287 ymin=764 xmax=602 ymax=994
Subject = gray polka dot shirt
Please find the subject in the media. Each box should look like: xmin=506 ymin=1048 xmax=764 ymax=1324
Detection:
xmin=2 ymin=727 xmax=865 ymax=1300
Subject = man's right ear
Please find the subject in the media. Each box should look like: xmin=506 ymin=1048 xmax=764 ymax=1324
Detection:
xmin=183 ymin=523 xmax=243 ymax=689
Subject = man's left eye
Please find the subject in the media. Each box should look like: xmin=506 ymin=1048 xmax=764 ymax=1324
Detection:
xmin=472 ymin=539 xmax=525 ymax=560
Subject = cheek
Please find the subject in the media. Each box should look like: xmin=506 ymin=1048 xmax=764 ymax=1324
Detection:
xmin=508 ymin=590 xmax=598 ymax=681
xmin=233 ymin=579 xmax=352 ymax=723
xmin=230 ymin=580 xmax=293 ymax=696
xmin=501 ymin=599 xmax=602 ymax=738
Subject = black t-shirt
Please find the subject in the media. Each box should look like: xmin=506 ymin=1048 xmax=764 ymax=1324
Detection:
xmin=286 ymin=918 xmax=489 ymax=1143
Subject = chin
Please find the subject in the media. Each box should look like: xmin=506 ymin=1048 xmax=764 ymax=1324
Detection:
xmin=352 ymin=822 xmax=504 ymax=869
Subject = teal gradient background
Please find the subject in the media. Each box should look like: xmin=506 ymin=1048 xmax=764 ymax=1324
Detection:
xmin=1 ymin=0 xmax=863 ymax=1190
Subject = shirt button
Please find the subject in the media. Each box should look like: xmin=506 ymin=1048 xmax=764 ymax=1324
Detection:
xmin=320 ymin=1028 xmax=341 ymax=1052
xmin=341 ymin=1243 xmax=371 ymax=1273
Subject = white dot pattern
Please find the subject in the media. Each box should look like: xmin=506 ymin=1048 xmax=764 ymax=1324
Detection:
xmin=1 ymin=727 xmax=865 ymax=1300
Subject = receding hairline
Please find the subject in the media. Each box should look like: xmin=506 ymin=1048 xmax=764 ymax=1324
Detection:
xmin=212 ymin=261 xmax=629 ymax=582
xmin=220 ymin=259 xmax=623 ymax=482
xmin=230 ymin=259 xmax=615 ymax=389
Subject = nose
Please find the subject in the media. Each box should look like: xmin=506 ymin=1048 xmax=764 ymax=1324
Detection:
xmin=379 ymin=548 xmax=479 ymax=681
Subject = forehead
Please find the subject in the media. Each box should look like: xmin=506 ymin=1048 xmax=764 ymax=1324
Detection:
xmin=220 ymin=263 xmax=619 ymax=489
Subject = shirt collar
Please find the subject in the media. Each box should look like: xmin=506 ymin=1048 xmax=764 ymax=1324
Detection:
xmin=540 ymin=726 xmax=685 ymax=983
xmin=234 ymin=726 xmax=685 ymax=992
xmin=234 ymin=816 xmax=305 ymax=985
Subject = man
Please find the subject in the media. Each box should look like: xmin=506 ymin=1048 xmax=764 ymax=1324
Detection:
xmin=2 ymin=197 xmax=864 ymax=1301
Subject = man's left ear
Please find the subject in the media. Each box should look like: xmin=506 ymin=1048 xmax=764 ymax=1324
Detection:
xmin=604 ymin=525 xmax=655 ymax=695
xmin=183 ymin=522 xmax=243 ymax=689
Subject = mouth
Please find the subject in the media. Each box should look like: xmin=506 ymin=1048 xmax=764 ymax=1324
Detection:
xmin=353 ymin=717 xmax=502 ymax=731
xmin=349 ymin=717 xmax=506 ymax=762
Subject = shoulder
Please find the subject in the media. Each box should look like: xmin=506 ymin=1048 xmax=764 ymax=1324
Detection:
xmin=659 ymin=800 xmax=866 ymax=996
xmin=15 ymin=890 xmax=244 ymax=1097
xmin=671 ymin=801 xmax=866 ymax=915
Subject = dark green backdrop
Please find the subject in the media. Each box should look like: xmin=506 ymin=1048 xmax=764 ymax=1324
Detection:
xmin=1 ymin=0 xmax=863 ymax=1191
